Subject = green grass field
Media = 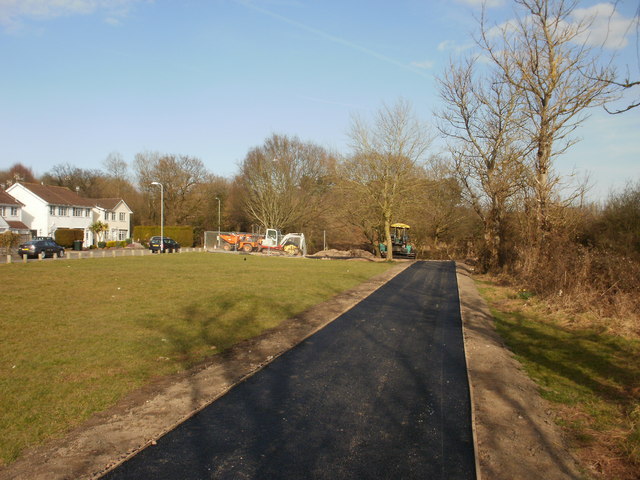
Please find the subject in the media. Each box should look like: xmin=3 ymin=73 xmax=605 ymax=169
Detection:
xmin=477 ymin=279 xmax=640 ymax=477
xmin=0 ymin=253 xmax=392 ymax=466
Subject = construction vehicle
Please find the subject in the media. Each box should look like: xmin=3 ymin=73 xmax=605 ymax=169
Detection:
xmin=260 ymin=228 xmax=307 ymax=256
xmin=380 ymin=223 xmax=416 ymax=258
xmin=219 ymin=233 xmax=263 ymax=253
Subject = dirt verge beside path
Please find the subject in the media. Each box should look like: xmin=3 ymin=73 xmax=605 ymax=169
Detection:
xmin=0 ymin=263 xmax=412 ymax=480
xmin=456 ymin=263 xmax=585 ymax=480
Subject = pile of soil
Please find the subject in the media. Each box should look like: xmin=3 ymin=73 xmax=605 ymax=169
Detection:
xmin=309 ymin=248 xmax=377 ymax=260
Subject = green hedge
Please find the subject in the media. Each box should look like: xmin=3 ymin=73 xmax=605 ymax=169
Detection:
xmin=54 ymin=228 xmax=84 ymax=248
xmin=133 ymin=226 xmax=194 ymax=247
xmin=98 ymin=241 xmax=127 ymax=249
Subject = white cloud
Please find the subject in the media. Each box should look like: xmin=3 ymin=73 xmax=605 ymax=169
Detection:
xmin=236 ymin=0 xmax=432 ymax=79
xmin=486 ymin=3 xmax=638 ymax=50
xmin=454 ymin=0 xmax=505 ymax=8
xmin=410 ymin=60 xmax=434 ymax=70
xmin=437 ymin=39 xmax=474 ymax=54
xmin=570 ymin=3 xmax=639 ymax=49
xmin=0 ymin=0 xmax=148 ymax=29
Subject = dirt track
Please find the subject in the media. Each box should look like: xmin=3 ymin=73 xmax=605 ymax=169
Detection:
xmin=0 ymin=261 xmax=583 ymax=480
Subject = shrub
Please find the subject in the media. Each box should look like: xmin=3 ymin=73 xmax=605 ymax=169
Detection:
xmin=98 ymin=241 xmax=106 ymax=249
xmin=0 ymin=231 xmax=21 ymax=253
xmin=106 ymin=241 xmax=117 ymax=248
xmin=54 ymin=228 xmax=84 ymax=248
xmin=595 ymin=181 xmax=640 ymax=257
xmin=133 ymin=226 xmax=194 ymax=247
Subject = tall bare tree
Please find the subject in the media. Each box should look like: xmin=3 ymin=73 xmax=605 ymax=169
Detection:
xmin=103 ymin=152 xmax=128 ymax=180
xmin=437 ymin=57 xmax=528 ymax=271
xmin=237 ymin=134 xmax=333 ymax=231
xmin=134 ymin=152 xmax=208 ymax=225
xmin=479 ymin=0 xmax=614 ymax=244
xmin=342 ymin=100 xmax=432 ymax=260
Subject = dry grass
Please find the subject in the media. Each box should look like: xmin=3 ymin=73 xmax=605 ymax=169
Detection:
xmin=508 ymin=235 xmax=640 ymax=338
xmin=477 ymin=276 xmax=640 ymax=479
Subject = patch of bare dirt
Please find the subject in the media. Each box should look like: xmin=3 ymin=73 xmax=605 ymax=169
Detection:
xmin=0 ymin=261 xmax=587 ymax=480
xmin=309 ymin=248 xmax=378 ymax=260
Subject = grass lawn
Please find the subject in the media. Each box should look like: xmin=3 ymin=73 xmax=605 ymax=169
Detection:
xmin=476 ymin=278 xmax=640 ymax=479
xmin=0 ymin=252 xmax=392 ymax=466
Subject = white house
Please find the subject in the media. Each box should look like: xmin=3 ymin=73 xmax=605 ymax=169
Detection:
xmin=5 ymin=182 xmax=132 ymax=245
xmin=94 ymin=198 xmax=133 ymax=242
xmin=0 ymin=190 xmax=30 ymax=236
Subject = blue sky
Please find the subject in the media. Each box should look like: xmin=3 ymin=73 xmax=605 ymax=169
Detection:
xmin=1 ymin=0 xmax=638 ymax=201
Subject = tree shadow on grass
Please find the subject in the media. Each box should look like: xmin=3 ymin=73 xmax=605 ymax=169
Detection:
xmin=103 ymin=261 xmax=477 ymax=480
xmin=493 ymin=309 xmax=640 ymax=407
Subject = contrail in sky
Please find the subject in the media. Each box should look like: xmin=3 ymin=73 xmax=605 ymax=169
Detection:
xmin=234 ymin=0 xmax=431 ymax=79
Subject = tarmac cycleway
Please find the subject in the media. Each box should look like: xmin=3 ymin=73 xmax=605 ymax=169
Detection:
xmin=101 ymin=261 xmax=476 ymax=479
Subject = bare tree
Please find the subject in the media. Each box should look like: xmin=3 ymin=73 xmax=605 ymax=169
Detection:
xmin=600 ymin=0 xmax=640 ymax=114
xmin=603 ymin=77 xmax=640 ymax=113
xmin=437 ymin=57 xmax=528 ymax=271
xmin=479 ymin=0 xmax=615 ymax=243
xmin=237 ymin=134 xmax=333 ymax=231
xmin=342 ymin=100 xmax=432 ymax=260
xmin=406 ymin=159 xmax=468 ymax=260
xmin=103 ymin=152 xmax=128 ymax=180
xmin=134 ymin=152 xmax=208 ymax=225
xmin=41 ymin=163 xmax=106 ymax=197
xmin=0 ymin=163 xmax=38 ymax=188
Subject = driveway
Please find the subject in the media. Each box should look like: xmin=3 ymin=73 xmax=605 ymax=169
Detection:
xmin=101 ymin=261 xmax=476 ymax=480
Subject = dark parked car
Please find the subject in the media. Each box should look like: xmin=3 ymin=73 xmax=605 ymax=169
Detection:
xmin=17 ymin=239 xmax=65 ymax=259
xmin=149 ymin=236 xmax=180 ymax=253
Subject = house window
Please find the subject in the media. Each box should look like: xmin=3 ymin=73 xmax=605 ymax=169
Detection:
xmin=118 ymin=230 xmax=127 ymax=241
xmin=73 ymin=208 xmax=83 ymax=217
xmin=111 ymin=212 xmax=116 ymax=221
xmin=0 ymin=206 xmax=5 ymax=216
xmin=10 ymin=207 xmax=18 ymax=216
xmin=50 ymin=206 xmax=56 ymax=216
xmin=86 ymin=209 xmax=91 ymax=217
xmin=104 ymin=211 xmax=109 ymax=220
xmin=119 ymin=212 xmax=126 ymax=221
xmin=58 ymin=207 xmax=67 ymax=216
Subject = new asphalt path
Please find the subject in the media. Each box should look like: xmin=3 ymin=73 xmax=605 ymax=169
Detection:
xmin=101 ymin=261 xmax=476 ymax=479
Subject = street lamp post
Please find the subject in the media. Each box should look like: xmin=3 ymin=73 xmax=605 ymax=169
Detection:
xmin=151 ymin=182 xmax=164 ymax=253
xmin=215 ymin=197 xmax=221 ymax=248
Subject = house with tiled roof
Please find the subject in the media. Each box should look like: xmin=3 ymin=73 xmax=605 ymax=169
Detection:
xmin=94 ymin=198 xmax=133 ymax=242
xmin=0 ymin=190 xmax=30 ymax=236
xmin=5 ymin=182 xmax=132 ymax=245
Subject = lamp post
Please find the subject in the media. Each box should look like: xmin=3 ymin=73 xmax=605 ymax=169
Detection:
xmin=151 ymin=182 xmax=164 ymax=253
xmin=215 ymin=197 xmax=221 ymax=248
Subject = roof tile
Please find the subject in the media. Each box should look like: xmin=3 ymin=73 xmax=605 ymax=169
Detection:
xmin=17 ymin=182 xmax=99 ymax=207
